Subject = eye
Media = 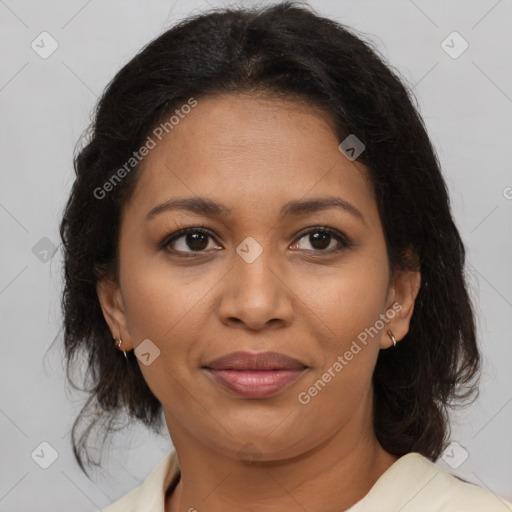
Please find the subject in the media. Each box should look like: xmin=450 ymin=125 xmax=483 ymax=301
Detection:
xmin=290 ymin=227 xmax=352 ymax=252
xmin=160 ymin=225 xmax=352 ymax=256
xmin=162 ymin=227 xmax=222 ymax=255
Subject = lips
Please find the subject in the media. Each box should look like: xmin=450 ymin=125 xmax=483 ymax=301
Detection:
xmin=205 ymin=351 xmax=307 ymax=371
xmin=203 ymin=351 xmax=308 ymax=399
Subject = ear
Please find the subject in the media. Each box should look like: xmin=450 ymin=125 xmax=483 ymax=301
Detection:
xmin=96 ymin=276 xmax=133 ymax=352
xmin=380 ymin=250 xmax=421 ymax=349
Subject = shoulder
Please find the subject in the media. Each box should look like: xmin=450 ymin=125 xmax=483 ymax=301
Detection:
xmin=396 ymin=453 xmax=512 ymax=511
xmin=426 ymin=460 xmax=512 ymax=511
xmin=101 ymin=449 xmax=180 ymax=512
xmin=349 ymin=452 xmax=512 ymax=512
xmin=102 ymin=486 xmax=141 ymax=512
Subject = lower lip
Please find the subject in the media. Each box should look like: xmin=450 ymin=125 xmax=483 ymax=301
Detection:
xmin=205 ymin=368 xmax=307 ymax=398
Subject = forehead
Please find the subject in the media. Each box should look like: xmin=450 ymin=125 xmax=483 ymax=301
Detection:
xmin=124 ymin=93 xmax=376 ymax=224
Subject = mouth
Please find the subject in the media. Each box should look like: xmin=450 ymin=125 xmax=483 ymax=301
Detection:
xmin=202 ymin=351 xmax=309 ymax=399
xmin=203 ymin=368 xmax=308 ymax=399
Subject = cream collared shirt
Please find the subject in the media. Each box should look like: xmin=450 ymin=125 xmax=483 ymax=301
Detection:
xmin=102 ymin=449 xmax=512 ymax=511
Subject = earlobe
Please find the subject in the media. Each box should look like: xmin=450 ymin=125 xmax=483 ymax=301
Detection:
xmin=96 ymin=277 xmax=133 ymax=351
xmin=381 ymin=263 xmax=421 ymax=349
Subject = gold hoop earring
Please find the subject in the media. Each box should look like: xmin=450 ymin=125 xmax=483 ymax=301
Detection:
xmin=113 ymin=335 xmax=128 ymax=359
xmin=387 ymin=330 xmax=398 ymax=347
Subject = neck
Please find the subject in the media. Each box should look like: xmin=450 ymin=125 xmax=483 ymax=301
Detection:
xmin=165 ymin=396 xmax=399 ymax=512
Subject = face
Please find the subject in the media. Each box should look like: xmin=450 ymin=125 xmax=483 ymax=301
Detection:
xmin=98 ymin=92 xmax=419 ymax=461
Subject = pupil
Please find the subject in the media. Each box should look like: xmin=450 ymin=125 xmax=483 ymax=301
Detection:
xmin=184 ymin=231 xmax=332 ymax=251
xmin=187 ymin=232 xmax=208 ymax=251
xmin=311 ymin=232 xmax=330 ymax=250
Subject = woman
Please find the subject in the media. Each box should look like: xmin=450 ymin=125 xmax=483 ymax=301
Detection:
xmin=59 ymin=2 xmax=512 ymax=511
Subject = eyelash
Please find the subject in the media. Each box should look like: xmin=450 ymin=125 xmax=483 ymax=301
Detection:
xmin=159 ymin=225 xmax=353 ymax=257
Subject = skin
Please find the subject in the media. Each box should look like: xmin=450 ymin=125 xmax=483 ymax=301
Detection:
xmin=97 ymin=92 xmax=421 ymax=512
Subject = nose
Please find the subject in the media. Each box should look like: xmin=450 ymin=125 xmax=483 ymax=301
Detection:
xmin=217 ymin=244 xmax=294 ymax=331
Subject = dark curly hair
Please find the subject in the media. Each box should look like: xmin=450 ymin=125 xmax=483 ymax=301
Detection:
xmin=59 ymin=1 xmax=480 ymax=475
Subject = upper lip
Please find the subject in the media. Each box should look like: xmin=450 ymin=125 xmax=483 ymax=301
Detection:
xmin=204 ymin=351 xmax=308 ymax=371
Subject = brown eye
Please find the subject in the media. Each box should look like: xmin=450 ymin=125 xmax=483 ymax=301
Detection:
xmin=308 ymin=231 xmax=332 ymax=250
xmin=163 ymin=228 xmax=222 ymax=254
xmin=182 ymin=232 xmax=209 ymax=251
xmin=290 ymin=227 xmax=351 ymax=252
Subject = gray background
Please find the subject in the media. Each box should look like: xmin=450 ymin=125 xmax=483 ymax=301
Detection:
xmin=1 ymin=0 xmax=511 ymax=510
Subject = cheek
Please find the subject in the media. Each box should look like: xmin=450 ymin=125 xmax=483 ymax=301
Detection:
xmin=293 ymin=266 xmax=385 ymax=432
xmin=294 ymin=254 xmax=390 ymax=349
xmin=290 ymin=250 xmax=388 ymax=410
xmin=118 ymin=254 xmax=216 ymax=391
xmin=119 ymin=250 xmax=211 ymax=342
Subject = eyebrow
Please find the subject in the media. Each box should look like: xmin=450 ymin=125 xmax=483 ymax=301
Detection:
xmin=146 ymin=196 xmax=366 ymax=225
